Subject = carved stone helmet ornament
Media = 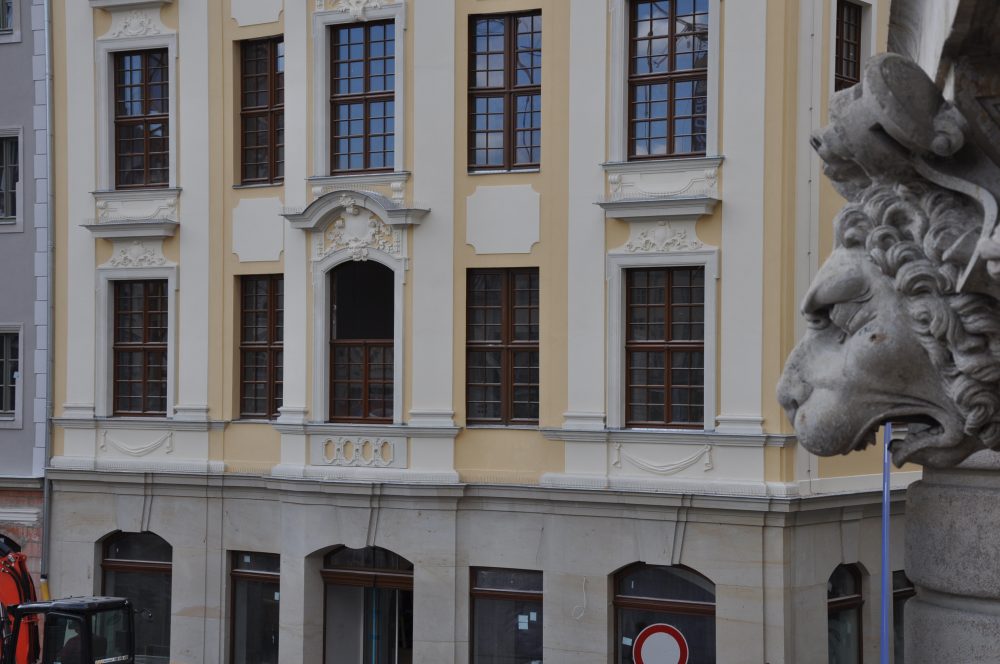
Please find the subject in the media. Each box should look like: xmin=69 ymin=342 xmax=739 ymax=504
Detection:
xmin=777 ymin=53 xmax=1000 ymax=468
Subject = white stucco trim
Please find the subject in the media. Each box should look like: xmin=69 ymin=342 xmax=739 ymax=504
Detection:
xmin=94 ymin=264 xmax=178 ymax=419
xmin=311 ymin=248 xmax=406 ymax=425
xmin=0 ymin=323 xmax=24 ymax=429
xmin=312 ymin=1 xmax=406 ymax=176
xmin=606 ymin=248 xmax=719 ymax=431
xmin=608 ymin=0 xmax=721 ymax=161
xmin=0 ymin=127 xmax=23 ymax=234
xmin=94 ymin=11 xmax=178 ymax=191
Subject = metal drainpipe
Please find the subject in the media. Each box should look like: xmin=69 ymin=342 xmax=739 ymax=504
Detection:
xmin=40 ymin=0 xmax=54 ymax=587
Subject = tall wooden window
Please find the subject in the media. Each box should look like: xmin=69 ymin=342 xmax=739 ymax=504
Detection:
xmin=828 ymin=564 xmax=864 ymax=664
xmin=467 ymin=268 xmax=539 ymax=425
xmin=230 ymin=552 xmax=280 ymax=664
xmin=102 ymin=532 xmax=172 ymax=664
xmin=471 ymin=568 xmax=543 ymax=663
xmin=0 ymin=137 xmax=16 ymax=219
xmin=628 ymin=0 xmax=708 ymax=159
xmin=322 ymin=546 xmax=413 ymax=663
xmin=835 ymin=1 xmax=863 ymax=91
xmin=331 ymin=21 xmax=395 ymax=173
xmin=114 ymin=49 xmax=169 ymax=188
xmin=330 ymin=262 xmax=394 ymax=422
xmin=0 ymin=332 xmax=17 ymax=417
xmin=240 ymin=275 xmax=283 ymax=419
xmin=625 ymin=267 xmax=704 ymax=427
xmin=614 ymin=563 xmax=716 ymax=664
xmin=468 ymin=12 xmax=542 ymax=171
xmin=113 ymin=280 xmax=168 ymax=416
xmin=240 ymin=37 xmax=284 ymax=184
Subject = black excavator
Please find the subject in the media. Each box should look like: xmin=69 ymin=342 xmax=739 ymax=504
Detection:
xmin=1 ymin=537 xmax=135 ymax=664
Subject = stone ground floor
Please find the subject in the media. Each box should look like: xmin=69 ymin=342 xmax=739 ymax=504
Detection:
xmin=46 ymin=470 xmax=909 ymax=664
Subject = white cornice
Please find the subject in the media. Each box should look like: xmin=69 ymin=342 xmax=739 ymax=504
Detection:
xmin=597 ymin=196 xmax=720 ymax=222
xmin=540 ymin=427 xmax=797 ymax=448
xmin=602 ymin=155 xmax=725 ymax=175
xmin=90 ymin=0 xmax=172 ymax=9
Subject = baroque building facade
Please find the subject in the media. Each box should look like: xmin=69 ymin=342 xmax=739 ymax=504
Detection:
xmin=47 ymin=0 xmax=911 ymax=662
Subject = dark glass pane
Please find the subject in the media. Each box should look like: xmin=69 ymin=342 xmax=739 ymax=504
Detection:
xmin=474 ymin=568 xmax=542 ymax=592
xmin=104 ymin=568 xmax=171 ymax=664
xmin=617 ymin=564 xmax=714 ymax=603
xmin=106 ymin=531 xmax=172 ymax=562
xmin=324 ymin=546 xmax=413 ymax=572
xmin=232 ymin=575 xmax=280 ymax=664
xmin=472 ymin=597 xmax=543 ymax=664
xmin=617 ymin=607 xmax=715 ymax=664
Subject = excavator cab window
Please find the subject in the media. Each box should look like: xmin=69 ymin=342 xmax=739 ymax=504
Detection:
xmin=90 ymin=608 xmax=131 ymax=663
xmin=40 ymin=612 xmax=85 ymax=664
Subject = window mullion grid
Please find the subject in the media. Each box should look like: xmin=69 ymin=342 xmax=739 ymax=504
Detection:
xmin=141 ymin=54 xmax=152 ymax=186
xmin=504 ymin=16 xmax=515 ymax=171
xmin=501 ymin=271 xmax=512 ymax=423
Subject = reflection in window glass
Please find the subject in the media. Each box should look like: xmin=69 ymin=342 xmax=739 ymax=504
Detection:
xmin=103 ymin=532 xmax=172 ymax=664
xmin=828 ymin=564 xmax=863 ymax=664
xmin=471 ymin=568 xmax=543 ymax=664
xmin=231 ymin=552 xmax=280 ymax=664
xmin=892 ymin=571 xmax=914 ymax=664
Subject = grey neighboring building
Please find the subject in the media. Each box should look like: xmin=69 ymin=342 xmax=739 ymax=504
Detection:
xmin=0 ymin=0 xmax=48 ymax=567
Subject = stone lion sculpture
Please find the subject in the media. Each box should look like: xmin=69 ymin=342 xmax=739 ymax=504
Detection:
xmin=778 ymin=53 xmax=1000 ymax=468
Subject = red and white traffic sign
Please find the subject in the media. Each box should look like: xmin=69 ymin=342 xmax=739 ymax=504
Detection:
xmin=632 ymin=623 xmax=689 ymax=664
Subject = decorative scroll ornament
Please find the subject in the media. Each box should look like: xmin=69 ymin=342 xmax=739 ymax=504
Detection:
xmin=330 ymin=0 xmax=382 ymax=19
xmin=110 ymin=10 xmax=162 ymax=38
xmin=778 ymin=53 xmax=1000 ymax=468
xmin=625 ymin=221 xmax=703 ymax=253
xmin=319 ymin=437 xmax=395 ymax=467
xmin=318 ymin=214 xmax=400 ymax=261
xmin=99 ymin=431 xmax=173 ymax=457
xmin=108 ymin=240 xmax=167 ymax=268
xmin=612 ymin=443 xmax=713 ymax=475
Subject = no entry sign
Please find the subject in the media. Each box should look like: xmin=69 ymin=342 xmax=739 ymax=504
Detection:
xmin=632 ymin=623 xmax=689 ymax=664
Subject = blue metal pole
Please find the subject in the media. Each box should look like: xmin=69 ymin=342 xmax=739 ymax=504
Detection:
xmin=881 ymin=423 xmax=892 ymax=664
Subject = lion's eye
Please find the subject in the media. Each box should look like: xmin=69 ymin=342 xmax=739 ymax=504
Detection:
xmin=805 ymin=307 xmax=831 ymax=330
xmin=829 ymin=300 xmax=873 ymax=335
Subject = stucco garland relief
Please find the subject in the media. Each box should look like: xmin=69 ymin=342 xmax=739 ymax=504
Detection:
xmin=104 ymin=9 xmax=166 ymax=40
xmin=624 ymin=220 xmax=704 ymax=253
xmin=315 ymin=436 xmax=403 ymax=468
xmin=321 ymin=0 xmax=383 ymax=18
xmin=607 ymin=168 xmax=718 ymax=201
xmin=106 ymin=240 xmax=168 ymax=268
xmin=99 ymin=430 xmax=174 ymax=457
xmin=95 ymin=196 xmax=177 ymax=224
xmin=612 ymin=443 xmax=713 ymax=475
xmin=313 ymin=205 xmax=401 ymax=261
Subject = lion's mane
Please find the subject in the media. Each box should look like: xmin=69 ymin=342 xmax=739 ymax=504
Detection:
xmin=834 ymin=182 xmax=1000 ymax=449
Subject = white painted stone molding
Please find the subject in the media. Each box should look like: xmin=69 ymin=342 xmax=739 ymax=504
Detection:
xmin=100 ymin=239 xmax=171 ymax=269
xmin=99 ymin=430 xmax=173 ymax=456
xmin=620 ymin=220 xmax=703 ymax=253
xmin=284 ymin=188 xmax=427 ymax=231
xmin=326 ymin=0 xmax=382 ymax=19
xmin=86 ymin=189 xmax=180 ymax=239
xmin=233 ymin=197 xmax=284 ymax=262
xmin=598 ymin=156 xmax=722 ymax=223
xmin=310 ymin=436 xmax=406 ymax=469
xmin=231 ymin=0 xmax=282 ymax=27
xmin=315 ymin=210 xmax=401 ymax=262
xmin=0 ymin=508 xmax=40 ymax=525
xmin=90 ymin=0 xmax=172 ymax=9
xmin=612 ymin=442 xmax=713 ymax=475
xmin=466 ymin=185 xmax=540 ymax=254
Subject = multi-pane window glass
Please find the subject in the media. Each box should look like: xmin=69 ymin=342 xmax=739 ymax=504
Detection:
xmin=103 ymin=532 xmax=172 ymax=664
xmin=892 ymin=571 xmax=915 ymax=664
xmin=231 ymin=552 xmax=280 ymax=664
xmin=467 ymin=269 xmax=539 ymax=424
xmin=0 ymin=332 xmax=17 ymax=417
xmin=625 ymin=267 xmax=705 ymax=427
xmin=629 ymin=0 xmax=708 ymax=158
xmin=322 ymin=546 xmax=413 ymax=664
xmin=0 ymin=0 xmax=11 ymax=32
xmin=113 ymin=280 xmax=168 ymax=416
xmin=469 ymin=12 xmax=542 ymax=170
xmin=240 ymin=275 xmax=283 ymax=419
xmin=114 ymin=50 xmax=169 ymax=188
xmin=241 ymin=38 xmax=284 ymax=184
xmin=471 ymin=569 xmax=543 ymax=664
xmin=330 ymin=262 xmax=394 ymax=422
xmin=615 ymin=564 xmax=716 ymax=664
xmin=835 ymin=1 xmax=863 ymax=91
xmin=331 ymin=21 xmax=395 ymax=172
xmin=828 ymin=565 xmax=863 ymax=664
xmin=0 ymin=137 xmax=16 ymax=219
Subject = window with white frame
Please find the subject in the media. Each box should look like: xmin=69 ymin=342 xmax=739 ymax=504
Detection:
xmin=0 ymin=136 xmax=17 ymax=221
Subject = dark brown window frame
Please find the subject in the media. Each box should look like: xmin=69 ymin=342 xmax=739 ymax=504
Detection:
xmin=469 ymin=567 xmax=543 ymax=663
xmin=329 ymin=20 xmax=395 ymax=174
xmin=613 ymin=563 xmax=716 ymax=663
xmin=229 ymin=552 xmax=280 ymax=664
xmin=114 ymin=49 xmax=170 ymax=189
xmin=0 ymin=331 xmax=18 ymax=416
xmin=627 ymin=0 xmax=708 ymax=160
xmin=835 ymin=1 xmax=863 ymax=91
xmin=468 ymin=11 xmax=542 ymax=172
xmin=113 ymin=280 xmax=168 ymax=417
xmin=239 ymin=275 xmax=283 ymax=420
xmin=624 ymin=267 xmax=705 ymax=428
xmin=828 ymin=564 xmax=864 ymax=664
xmin=466 ymin=268 xmax=539 ymax=425
xmin=320 ymin=546 xmax=414 ymax=590
xmin=240 ymin=37 xmax=285 ymax=185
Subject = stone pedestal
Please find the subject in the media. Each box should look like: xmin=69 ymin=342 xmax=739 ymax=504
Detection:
xmin=905 ymin=459 xmax=1000 ymax=663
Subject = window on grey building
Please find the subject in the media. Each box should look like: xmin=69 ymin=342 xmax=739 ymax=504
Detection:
xmin=0 ymin=331 xmax=18 ymax=418
xmin=322 ymin=546 xmax=413 ymax=664
xmin=828 ymin=564 xmax=864 ymax=664
xmin=231 ymin=552 xmax=280 ymax=664
xmin=892 ymin=571 xmax=915 ymax=664
xmin=102 ymin=532 xmax=172 ymax=664
xmin=0 ymin=136 xmax=17 ymax=220
xmin=471 ymin=568 xmax=542 ymax=664
xmin=614 ymin=563 xmax=716 ymax=664
xmin=0 ymin=0 xmax=11 ymax=32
